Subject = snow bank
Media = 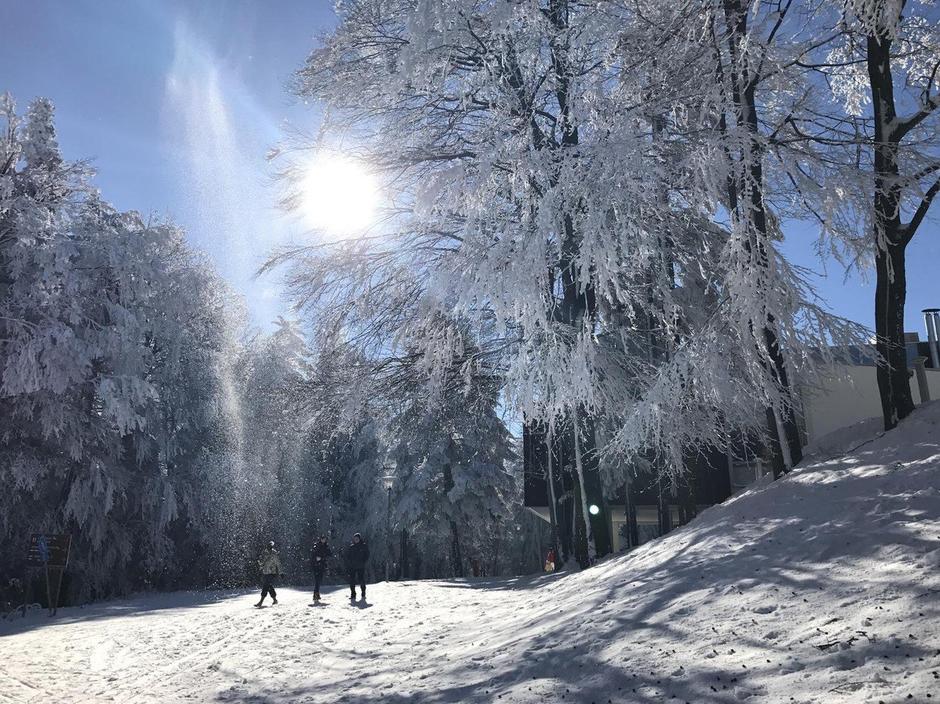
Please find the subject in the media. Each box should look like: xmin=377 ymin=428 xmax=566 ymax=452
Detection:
xmin=2 ymin=404 xmax=938 ymax=703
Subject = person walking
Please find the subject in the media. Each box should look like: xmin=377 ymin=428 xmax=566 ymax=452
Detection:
xmin=310 ymin=535 xmax=332 ymax=602
xmin=255 ymin=540 xmax=283 ymax=607
xmin=344 ymin=533 xmax=369 ymax=601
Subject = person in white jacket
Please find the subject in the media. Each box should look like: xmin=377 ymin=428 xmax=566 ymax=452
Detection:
xmin=255 ymin=541 xmax=283 ymax=607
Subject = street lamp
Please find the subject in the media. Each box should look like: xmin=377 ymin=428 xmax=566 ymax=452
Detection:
xmin=381 ymin=474 xmax=395 ymax=581
xmin=588 ymin=504 xmax=600 ymax=516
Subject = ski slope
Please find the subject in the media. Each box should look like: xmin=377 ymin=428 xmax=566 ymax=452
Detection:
xmin=2 ymin=404 xmax=939 ymax=704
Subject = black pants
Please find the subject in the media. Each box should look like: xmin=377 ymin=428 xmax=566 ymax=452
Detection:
xmin=313 ymin=567 xmax=325 ymax=595
xmin=260 ymin=574 xmax=277 ymax=601
xmin=348 ymin=568 xmax=366 ymax=595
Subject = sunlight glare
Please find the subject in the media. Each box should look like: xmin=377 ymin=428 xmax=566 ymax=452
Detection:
xmin=298 ymin=154 xmax=379 ymax=236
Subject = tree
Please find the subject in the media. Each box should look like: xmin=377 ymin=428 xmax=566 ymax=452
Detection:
xmin=385 ymin=324 xmax=516 ymax=578
xmin=750 ymin=0 xmax=940 ymax=432
xmin=843 ymin=0 xmax=939 ymax=430
xmin=277 ymin=1 xmax=867 ymax=568
xmin=0 ymin=95 xmax=246 ymax=598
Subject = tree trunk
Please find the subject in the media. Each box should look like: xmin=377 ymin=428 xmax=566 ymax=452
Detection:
xmin=624 ymin=478 xmax=639 ymax=548
xmin=571 ymin=421 xmax=594 ymax=566
xmin=874 ymin=240 xmax=913 ymax=428
xmin=549 ymin=0 xmax=611 ymax=562
xmin=441 ymin=460 xmax=464 ymax=578
xmin=400 ymin=529 xmax=408 ymax=580
xmin=867 ymin=32 xmax=915 ymax=430
xmin=572 ymin=478 xmax=589 ymax=569
xmin=492 ymin=521 xmax=501 ymax=576
xmin=656 ymin=475 xmax=672 ymax=537
xmin=720 ymin=0 xmax=803 ymax=475
xmin=449 ymin=520 xmax=463 ymax=578
xmin=677 ymin=472 xmax=697 ymax=526
xmin=545 ymin=430 xmax=562 ymax=568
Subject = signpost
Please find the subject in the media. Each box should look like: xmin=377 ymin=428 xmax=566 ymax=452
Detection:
xmin=26 ymin=534 xmax=71 ymax=616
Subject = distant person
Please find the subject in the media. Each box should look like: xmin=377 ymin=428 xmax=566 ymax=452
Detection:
xmin=255 ymin=540 xmax=283 ymax=607
xmin=544 ymin=548 xmax=556 ymax=573
xmin=310 ymin=535 xmax=333 ymax=602
xmin=345 ymin=533 xmax=370 ymax=601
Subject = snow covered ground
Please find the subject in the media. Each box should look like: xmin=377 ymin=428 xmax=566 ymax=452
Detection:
xmin=2 ymin=404 xmax=939 ymax=704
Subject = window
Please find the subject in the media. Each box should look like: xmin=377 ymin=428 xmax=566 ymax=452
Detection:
xmin=728 ymin=453 xmax=763 ymax=492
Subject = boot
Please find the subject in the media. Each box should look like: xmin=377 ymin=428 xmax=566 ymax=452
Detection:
xmin=272 ymin=597 xmax=278 ymax=605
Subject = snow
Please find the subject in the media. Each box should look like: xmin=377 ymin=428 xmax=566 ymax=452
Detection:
xmin=3 ymin=403 xmax=940 ymax=703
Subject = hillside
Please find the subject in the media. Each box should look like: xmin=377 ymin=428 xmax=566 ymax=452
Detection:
xmin=2 ymin=404 xmax=939 ymax=703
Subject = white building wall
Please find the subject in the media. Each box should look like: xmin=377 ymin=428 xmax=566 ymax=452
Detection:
xmin=801 ymin=365 xmax=940 ymax=446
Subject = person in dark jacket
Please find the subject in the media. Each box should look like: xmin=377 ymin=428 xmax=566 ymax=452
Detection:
xmin=310 ymin=535 xmax=332 ymax=601
xmin=345 ymin=533 xmax=369 ymax=600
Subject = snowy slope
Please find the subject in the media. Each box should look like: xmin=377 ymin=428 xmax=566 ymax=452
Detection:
xmin=2 ymin=404 xmax=939 ymax=704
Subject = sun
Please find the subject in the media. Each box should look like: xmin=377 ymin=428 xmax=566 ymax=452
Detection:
xmin=298 ymin=153 xmax=379 ymax=236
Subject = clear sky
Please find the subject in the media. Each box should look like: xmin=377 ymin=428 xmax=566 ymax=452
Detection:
xmin=1 ymin=0 xmax=337 ymax=329
xmin=1 ymin=1 xmax=938 ymax=335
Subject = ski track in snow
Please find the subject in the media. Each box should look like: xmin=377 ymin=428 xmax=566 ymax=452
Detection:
xmin=2 ymin=404 xmax=940 ymax=703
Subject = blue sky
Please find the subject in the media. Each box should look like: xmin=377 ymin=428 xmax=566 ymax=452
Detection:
xmin=1 ymin=1 xmax=938 ymax=335
xmin=1 ymin=0 xmax=336 ymax=329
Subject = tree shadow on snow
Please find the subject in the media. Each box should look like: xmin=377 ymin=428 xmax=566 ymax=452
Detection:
xmin=214 ymin=447 xmax=940 ymax=704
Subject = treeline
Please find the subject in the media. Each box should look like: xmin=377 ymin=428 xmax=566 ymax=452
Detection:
xmin=0 ymin=96 xmax=542 ymax=607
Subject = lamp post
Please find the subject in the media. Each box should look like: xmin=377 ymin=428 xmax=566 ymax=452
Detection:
xmin=381 ymin=474 xmax=395 ymax=581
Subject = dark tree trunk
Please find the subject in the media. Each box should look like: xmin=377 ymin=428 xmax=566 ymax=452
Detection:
xmin=677 ymin=472 xmax=697 ymax=526
xmin=491 ymin=522 xmax=501 ymax=576
xmin=573 ymin=414 xmax=611 ymax=563
xmin=867 ymin=32 xmax=916 ymax=430
xmin=874 ymin=244 xmax=913 ymax=428
xmin=548 ymin=0 xmax=611 ymax=563
xmin=624 ymin=479 xmax=639 ymax=549
xmin=400 ymin=529 xmax=408 ymax=580
xmin=544 ymin=432 xmax=563 ymax=568
xmin=449 ymin=520 xmax=463 ymax=578
xmin=442 ymin=460 xmax=464 ymax=577
xmin=720 ymin=0 xmax=803 ymax=475
xmin=572 ymin=478 xmax=590 ymax=568
xmin=656 ymin=475 xmax=672 ymax=537
xmin=875 ymin=245 xmax=914 ymax=430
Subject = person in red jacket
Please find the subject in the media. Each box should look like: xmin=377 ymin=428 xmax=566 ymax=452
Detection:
xmin=544 ymin=548 xmax=556 ymax=573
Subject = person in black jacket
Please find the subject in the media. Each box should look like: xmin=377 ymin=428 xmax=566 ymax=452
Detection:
xmin=310 ymin=535 xmax=332 ymax=602
xmin=345 ymin=533 xmax=369 ymax=601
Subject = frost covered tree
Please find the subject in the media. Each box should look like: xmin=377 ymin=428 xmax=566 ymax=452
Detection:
xmin=282 ymin=0 xmax=653 ymax=564
xmin=0 ymin=95 xmax=246 ymax=599
xmin=384 ymin=325 xmax=517 ymax=578
xmin=844 ymin=0 xmax=939 ymax=430
xmin=280 ymin=311 xmax=522 ymax=579
xmin=774 ymin=0 xmax=940 ymax=430
xmin=276 ymin=0 xmax=865 ymax=568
